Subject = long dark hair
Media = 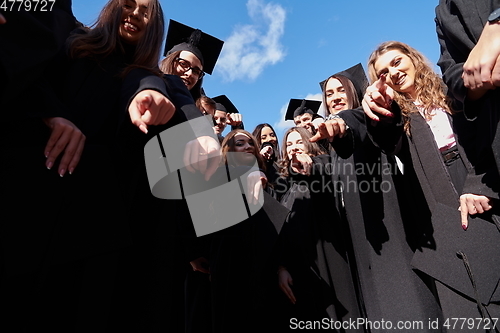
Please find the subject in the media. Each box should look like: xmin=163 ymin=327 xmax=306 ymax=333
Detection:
xmin=321 ymin=75 xmax=360 ymax=116
xmin=69 ymin=0 xmax=164 ymax=73
xmin=278 ymin=127 xmax=326 ymax=177
xmin=252 ymin=123 xmax=281 ymax=160
xmin=221 ymin=129 xmax=266 ymax=171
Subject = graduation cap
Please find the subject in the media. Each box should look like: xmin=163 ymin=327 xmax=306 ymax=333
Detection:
xmin=319 ymin=63 xmax=369 ymax=102
xmin=164 ymin=20 xmax=224 ymax=75
xmin=285 ymin=99 xmax=322 ymax=121
xmin=213 ymin=95 xmax=239 ymax=114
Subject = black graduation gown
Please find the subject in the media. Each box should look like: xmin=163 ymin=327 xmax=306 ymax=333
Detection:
xmin=436 ymin=0 xmax=500 ymax=225
xmin=23 ymin=35 xmax=146 ymax=332
xmin=0 ymin=7 xmax=100 ymax=332
xmin=332 ymin=108 xmax=444 ymax=333
xmin=367 ymin=104 xmax=500 ymax=331
xmin=275 ymin=154 xmax=361 ymax=332
xmin=112 ymin=69 xmax=225 ymax=332
xmin=208 ymin=188 xmax=289 ymax=333
xmin=0 ymin=0 xmax=78 ymax=279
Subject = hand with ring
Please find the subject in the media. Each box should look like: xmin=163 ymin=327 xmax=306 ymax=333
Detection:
xmin=362 ymin=74 xmax=395 ymax=121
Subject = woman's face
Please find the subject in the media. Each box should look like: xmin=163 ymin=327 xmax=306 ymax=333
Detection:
xmin=174 ymin=50 xmax=203 ymax=90
xmin=325 ymin=78 xmax=348 ymax=114
xmin=119 ymin=0 xmax=150 ymax=45
xmin=285 ymin=131 xmax=305 ymax=161
xmin=231 ymin=133 xmax=257 ymax=165
xmin=374 ymin=49 xmax=416 ymax=98
xmin=260 ymin=126 xmax=277 ymax=146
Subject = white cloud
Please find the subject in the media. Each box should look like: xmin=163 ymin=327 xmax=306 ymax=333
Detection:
xmin=273 ymin=93 xmax=325 ymax=140
xmin=217 ymin=0 xmax=286 ymax=82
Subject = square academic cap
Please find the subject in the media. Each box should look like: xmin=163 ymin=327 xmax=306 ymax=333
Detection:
xmin=285 ymin=99 xmax=322 ymax=121
xmin=319 ymin=63 xmax=369 ymax=102
xmin=164 ymin=20 xmax=224 ymax=75
xmin=213 ymin=95 xmax=239 ymax=114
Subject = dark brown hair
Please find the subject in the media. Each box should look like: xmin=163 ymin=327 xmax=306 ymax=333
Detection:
xmin=69 ymin=0 xmax=164 ymax=74
xmin=159 ymin=50 xmax=204 ymax=100
xmin=252 ymin=123 xmax=280 ymax=155
xmin=221 ymin=129 xmax=266 ymax=171
xmin=322 ymin=75 xmax=360 ymax=116
xmin=195 ymin=95 xmax=216 ymax=115
xmin=278 ymin=127 xmax=326 ymax=177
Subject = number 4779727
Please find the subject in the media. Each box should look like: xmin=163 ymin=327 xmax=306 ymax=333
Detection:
xmin=443 ymin=318 xmax=499 ymax=330
xmin=0 ymin=0 xmax=56 ymax=12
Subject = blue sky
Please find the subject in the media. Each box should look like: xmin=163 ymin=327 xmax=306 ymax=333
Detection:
xmin=74 ymin=0 xmax=442 ymax=142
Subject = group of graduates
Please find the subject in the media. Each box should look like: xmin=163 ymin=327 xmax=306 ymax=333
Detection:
xmin=1 ymin=0 xmax=500 ymax=332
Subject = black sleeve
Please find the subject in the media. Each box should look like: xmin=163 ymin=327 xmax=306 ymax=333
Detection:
xmin=121 ymin=70 xmax=214 ymax=138
xmin=363 ymin=102 xmax=405 ymax=155
xmin=331 ymin=107 xmax=369 ymax=158
xmin=435 ymin=0 xmax=489 ymax=119
xmin=0 ymin=1 xmax=77 ymax=119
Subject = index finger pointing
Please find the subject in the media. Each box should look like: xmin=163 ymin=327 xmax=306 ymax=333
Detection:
xmin=459 ymin=199 xmax=468 ymax=231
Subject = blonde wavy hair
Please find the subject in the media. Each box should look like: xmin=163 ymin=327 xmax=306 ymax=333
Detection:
xmin=367 ymin=41 xmax=452 ymax=134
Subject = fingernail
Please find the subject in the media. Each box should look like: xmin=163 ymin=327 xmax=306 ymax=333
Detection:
xmin=69 ymin=168 xmax=74 ymax=175
xmin=462 ymin=223 xmax=468 ymax=231
xmin=46 ymin=161 xmax=53 ymax=170
xmin=59 ymin=169 xmax=65 ymax=177
xmin=45 ymin=151 xmax=50 ymax=158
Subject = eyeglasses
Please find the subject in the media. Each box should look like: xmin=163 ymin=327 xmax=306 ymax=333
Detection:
xmin=175 ymin=58 xmax=205 ymax=79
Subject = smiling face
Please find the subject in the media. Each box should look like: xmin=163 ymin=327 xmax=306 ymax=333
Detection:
xmin=285 ymin=130 xmax=305 ymax=161
xmin=374 ymin=49 xmax=417 ymax=98
xmin=232 ymin=133 xmax=257 ymax=165
xmin=325 ymin=78 xmax=348 ymax=114
xmin=174 ymin=50 xmax=203 ymax=90
xmin=293 ymin=113 xmax=316 ymax=134
xmin=119 ymin=0 xmax=150 ymax=45
xmin=213 ymin=110 xmax=227 ymax=135
xmin=260 ymin=126 xmax=277 ymax=146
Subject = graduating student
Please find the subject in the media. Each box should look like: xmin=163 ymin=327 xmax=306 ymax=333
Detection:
xmin=316 ymin=63 xmax=444 ymax=332
xmin=0 ymin=2 xmax=82 ymax=332
xmin=252 ymin=123 xmax=281 ymax=189
xmin=159 ymin=19 xmax=224 ymax=101
xmin=120 ymin=19 xmax=226 ymax=332
xmin=202 ymin=129 xmax=288 ymax=333
xmin=363 ymin=40 xmax=500 ymax=332
xmin=435 ymin=0 xmax=500 ymax=234
xmin=285 ymin=98 xmax=331 ymax=153
xmin=435 ymin=1 xmax=500 ymax=329
xmin=212 ymin=94 xmax=244 ymax=142
xmin=274 ymin=126 xmax=361 ymax=331
xmin=2 ymin=1 xmax=176 ymax=331
xmin=285 ymin=98 xmax=324 ymax=134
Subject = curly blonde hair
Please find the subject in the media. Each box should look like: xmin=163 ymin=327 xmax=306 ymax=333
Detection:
xmin=367 ymin=41 xmax=453 ymax=134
